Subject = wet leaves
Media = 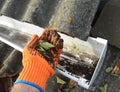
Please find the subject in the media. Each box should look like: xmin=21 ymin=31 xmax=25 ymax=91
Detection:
xmin=38 ymin=40 xmax=54 ymax=50
xmin=37 ymin=40 xmax=55 ymax=63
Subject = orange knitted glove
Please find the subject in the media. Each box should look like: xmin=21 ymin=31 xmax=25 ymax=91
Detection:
xmin=15 ymin=29 xmax=63 ymax=91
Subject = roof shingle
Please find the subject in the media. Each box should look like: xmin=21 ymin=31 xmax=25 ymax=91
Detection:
xmin=3 ymin=0 xmax=120 ymax=92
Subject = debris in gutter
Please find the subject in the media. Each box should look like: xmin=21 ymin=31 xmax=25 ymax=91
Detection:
xmin=37 ymin=40 xmax=56 ymax=64
xmin=58 ymin=57 xmax=96 ymax=80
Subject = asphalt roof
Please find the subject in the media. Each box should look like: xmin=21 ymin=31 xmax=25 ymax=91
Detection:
xmin=0 ymin=0 xmax=120 ymax=92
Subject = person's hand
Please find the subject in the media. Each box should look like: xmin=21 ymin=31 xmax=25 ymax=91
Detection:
xmin=15 ymin=29 xmax=63 ymax=91
xmin=23 ymin=28 xmax=63 ymax=69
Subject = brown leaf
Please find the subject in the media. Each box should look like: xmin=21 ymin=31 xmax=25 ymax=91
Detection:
xmin=112 ymin=59 xmax=120 ymax=75
xmin=68 ymin=80 xmax=78 ymax=89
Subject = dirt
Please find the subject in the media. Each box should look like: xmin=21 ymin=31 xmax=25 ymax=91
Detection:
xmin=58 ymin=58 xmax=95 ymax=80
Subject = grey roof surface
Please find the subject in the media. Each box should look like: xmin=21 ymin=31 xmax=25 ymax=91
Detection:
xmin=0 ymin=0 xmax=120 ymax=92
xmin=0 ymin=0 xmax=100 ymax=39
xmin=92 ymin=0 xmax=120 ymax=49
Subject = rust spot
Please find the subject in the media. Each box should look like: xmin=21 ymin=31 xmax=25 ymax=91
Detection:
xmin=52 ymin=22 xmax=57 ymax=29
xmin=66 ymin=17 xmax=72 ymax=24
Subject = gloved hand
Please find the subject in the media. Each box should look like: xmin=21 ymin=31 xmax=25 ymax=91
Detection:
xmin=15 ymin=29 xmax=63 ymax=91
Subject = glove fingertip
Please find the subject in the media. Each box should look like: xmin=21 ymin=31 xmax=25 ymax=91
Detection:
xmin=32 ymin=34 xmax=39 ymax=39
xmin=26 ymin=34 xmax=39 ymax=48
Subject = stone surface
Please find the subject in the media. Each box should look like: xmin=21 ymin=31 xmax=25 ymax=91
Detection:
xmin=91 ymin=0 xmax=120 ymax=48
xmin=49 ymin=0 xmax=100 ymax=40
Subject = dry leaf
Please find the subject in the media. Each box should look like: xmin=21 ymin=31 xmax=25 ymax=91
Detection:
xmin=56 ymin=76 xmax=66 ymax=85
xmin=68 ymin=80 xmax=78 ymax=89
xmin=112 ymin=59 xmax=120 ymax=75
